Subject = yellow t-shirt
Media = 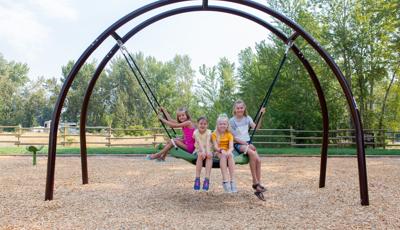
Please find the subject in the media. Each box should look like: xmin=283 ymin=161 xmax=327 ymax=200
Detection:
xmin=211 ymin=131 xmax=234 ymax=150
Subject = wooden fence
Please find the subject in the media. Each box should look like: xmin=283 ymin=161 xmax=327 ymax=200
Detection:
xmin=0 ymin=125 xmax=399 ymax=148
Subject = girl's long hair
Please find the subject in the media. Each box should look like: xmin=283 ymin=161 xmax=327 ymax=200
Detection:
xmin=232 ymin=99 xmax=248 ymax=116
xmin=214 ymin=113 xmax=230 ymax=144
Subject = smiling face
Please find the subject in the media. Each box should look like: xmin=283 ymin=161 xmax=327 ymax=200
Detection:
xmin=217 ymin=119 xmax=228 ymax=133
xmin=197 ymin=119 xmax=208 ymax=133
xmin=177 ymin=111 xmax=188 ymax=123
xmin=234 ymin=102 xmax=246 ymax=117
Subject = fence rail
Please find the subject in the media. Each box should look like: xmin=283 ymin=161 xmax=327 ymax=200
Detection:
xmin=1 ymin=125 xmax=399 ymax=148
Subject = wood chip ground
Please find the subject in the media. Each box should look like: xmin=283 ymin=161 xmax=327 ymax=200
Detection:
xmin=0 ymin=156 xmax=399 ymax=229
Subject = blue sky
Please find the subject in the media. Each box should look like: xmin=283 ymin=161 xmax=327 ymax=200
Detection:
xmin=0 ymin=0 xmax=273 ymax=80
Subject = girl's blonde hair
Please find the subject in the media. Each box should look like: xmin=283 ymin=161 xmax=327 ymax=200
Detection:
xmin=232 ymin=99 xmax=248 ymax=116
xmin=176 ymin=107 xmax=191 ymax=123
xmin=214 ymin=113 xmax=230 ymax=144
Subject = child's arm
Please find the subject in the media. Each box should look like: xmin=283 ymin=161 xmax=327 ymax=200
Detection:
xmin=227 ymin=139 xmax=234 ymax=155
xmin=160 ymin=107 xmax=175 ymax=122
xmin=250 ymin=108 xmax=266 ymax=130
xmin=212 ymin=139 xmax=220 ymax=153
xmin=159 ymin=117 xmax=192 ymax=128
xmin=195 ymin=135 xmax=204 ymax=153
xmin=206 ymin=132 xmax=212 ymax=153
xmin=233 ymin=137 xmax=248 ymax=145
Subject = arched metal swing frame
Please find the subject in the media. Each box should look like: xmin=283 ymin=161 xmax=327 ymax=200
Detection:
xmin=45 ymin=0 xmax=369 ymax=205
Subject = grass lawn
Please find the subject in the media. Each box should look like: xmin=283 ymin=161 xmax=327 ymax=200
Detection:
xmin=1 ymin=146 xmax=399 ymax=156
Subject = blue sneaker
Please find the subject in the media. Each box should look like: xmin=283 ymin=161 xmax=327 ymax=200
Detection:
xmin=202 ymin=178 xmax=210 ymax=191
xmin=194 ymin=178 xmax=200 ymax=190
xmin=230 ymin=181 xmax=238 ymax=193
xmin=222 ymin=181 xmax=231 ymax=193
xmin=145 ymin=155 xmax=155 ymax=160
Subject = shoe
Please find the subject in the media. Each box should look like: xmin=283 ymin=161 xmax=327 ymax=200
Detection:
xmin=145 ymin=154 xmax=156 ymax=160
xmin=254 ymin=191 xmax=266 ymax=201
xmin=202 ymin=178 xmax=210 ymax=191
xmin=252 ymin=183 xmax=267 ymax=192
xmin=194 ymin=178 xmax=200 ymax=190
xmin=222 ymin=181 xmax=231 ymax=193
xmin=230 ymin=181 xmax=238 ymax=193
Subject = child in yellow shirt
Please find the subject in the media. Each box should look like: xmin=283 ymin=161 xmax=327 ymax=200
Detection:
xmin=211 ymin=114 xmax=237 ymax=193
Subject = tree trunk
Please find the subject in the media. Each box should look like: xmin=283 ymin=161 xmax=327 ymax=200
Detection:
xmin=378 ymin=70 xmax=398 ymax=130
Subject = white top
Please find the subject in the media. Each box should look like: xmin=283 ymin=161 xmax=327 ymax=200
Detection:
xmin=193 ymin=129 xmax=212 ymax=153
xmin=229 ymin=115 xmax=254 ymax=142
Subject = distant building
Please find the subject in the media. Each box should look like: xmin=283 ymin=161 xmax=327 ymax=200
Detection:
xmin=44 ymin=120 xmax=78 ymax=134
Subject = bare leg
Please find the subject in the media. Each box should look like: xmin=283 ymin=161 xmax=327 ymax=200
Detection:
xmin=150 ymin=140 xmax=173 ymax=159
xmin=195 ymin=154 xmax=203 ymax=178
xmin=205 ymin=155 xmax=212 ymax=179
xmin=243 ymin=146 xmax=258 ymax=185
xmin=255 ymin=151 xmax=262 ymax=182
xmin=219 ymin=154 xmax=229 ymax=182
xmin=227 ymin=153 xmax=235 ymax=181
xmin=160 ymin=139 xmax=188 ymax=160
xmin=248 ymin=149 xmax=265 ymax=192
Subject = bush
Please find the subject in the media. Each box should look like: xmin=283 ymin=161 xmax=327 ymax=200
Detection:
xmin=125 ymin=125 xmax=152 ymax=136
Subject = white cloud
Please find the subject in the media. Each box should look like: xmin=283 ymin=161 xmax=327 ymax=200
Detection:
xmin=0 ymin=0 xmax=78 ymax=77
xmin=0 ymin=3 xmax=49 ymax=60
xmin=31 ymin=0 xmax=78 ymax=21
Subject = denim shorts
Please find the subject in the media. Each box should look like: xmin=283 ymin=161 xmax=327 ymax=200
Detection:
xmin=233 ymin=141 xmax=251 ymax=153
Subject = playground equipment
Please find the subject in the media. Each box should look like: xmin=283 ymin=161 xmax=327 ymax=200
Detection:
xmin=45 ymin=0 xmax=369 ymax=205
xmin=27 ymin=145 xmax=43 ymax=166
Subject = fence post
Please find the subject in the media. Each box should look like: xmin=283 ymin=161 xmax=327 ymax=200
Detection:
xmin=393 ymin=131 xmax=396 ymax=145
xmin=153 ymin=129 xmax=156 ymax=146
xmin=382 ymin=130 xmax=386 ymax=149
xmin=16 ymin=124 xmax=22 ymax=147
xmin=63 ymin=125 xmax=67 ymax=147
xmin=290 ymin=126 xmax=295 ymax=146
xmin=108 ymin=125 xmax=112 ymax=147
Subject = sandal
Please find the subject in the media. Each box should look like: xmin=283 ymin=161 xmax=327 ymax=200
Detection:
xmin=254 ymin=191 xmax=266 ymax=201
xmin=252 ymin=183 xmax=267 ymax=193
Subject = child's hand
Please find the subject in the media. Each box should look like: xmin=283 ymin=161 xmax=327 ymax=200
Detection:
xmin=249 ymin=144 xmax=256 ymax=151
xmin=199 ymin=151 xmax=206 ymax=159
xmin=260 ymin=107 xmax=266 ymax=114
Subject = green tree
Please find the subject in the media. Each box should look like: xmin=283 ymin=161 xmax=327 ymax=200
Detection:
xmin=0 ymin=54 xmax=29 ymax=125
xmin=197 ymin=58 xmax=237 ymax=126
xmin=60 ymin=60 xmax=96 ymax=123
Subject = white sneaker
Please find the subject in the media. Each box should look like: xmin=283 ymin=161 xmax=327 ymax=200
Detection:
xmin=222 ymin=181 xmax=231 ymax=193
xmin=230 ymin=181 xmax=238 ymax=193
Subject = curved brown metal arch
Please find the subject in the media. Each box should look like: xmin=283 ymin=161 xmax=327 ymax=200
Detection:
xmin=79 ymin=5 xmax=329 ymax=190
xmin=45 ymin=0 xmax=368 ymax=205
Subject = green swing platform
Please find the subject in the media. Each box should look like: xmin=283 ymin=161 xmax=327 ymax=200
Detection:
xmin=169 ymin=148 xmax=249 ymax=168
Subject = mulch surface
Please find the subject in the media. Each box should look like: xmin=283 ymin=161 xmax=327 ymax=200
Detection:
xmin=0 ymin=156 xmax=399 ymax=229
